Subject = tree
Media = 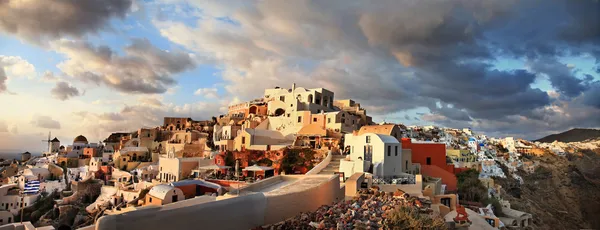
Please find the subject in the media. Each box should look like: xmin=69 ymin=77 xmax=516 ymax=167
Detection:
xmin=456 ymin=169 xmax=487 ymax=203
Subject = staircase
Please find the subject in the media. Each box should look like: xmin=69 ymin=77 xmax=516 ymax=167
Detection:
xmin=318 ymin=154 xmax=346 ymax=175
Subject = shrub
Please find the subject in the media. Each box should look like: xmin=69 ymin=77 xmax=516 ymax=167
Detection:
xmin=385 ymin=206 xmax=448 ymax=229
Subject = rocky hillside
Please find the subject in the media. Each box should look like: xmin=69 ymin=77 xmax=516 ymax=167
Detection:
xmin=495 ymin=149 xmax=600 ymax=229
xmin=535 ymin=128 xmax=600 ymax=143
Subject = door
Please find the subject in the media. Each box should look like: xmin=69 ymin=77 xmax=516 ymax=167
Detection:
xmin=172 ymin=195 xmax=178 ymax=203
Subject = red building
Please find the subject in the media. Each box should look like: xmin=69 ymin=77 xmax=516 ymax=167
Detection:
xmin=402 ymin=138 xmax=460 ymax=191
xmin=402 ymin=138 xmax=447 ymax=169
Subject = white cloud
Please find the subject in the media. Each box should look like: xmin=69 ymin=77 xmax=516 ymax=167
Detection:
xmin=30 ymin=115 xmax=61 ymax=129
xmin=194 ymin=87 xmax=218 ymax=98
xmin=0 ymin=56 xmax=36 ymax=79
xmin=0 ymin=55 xmax=36 ymax=93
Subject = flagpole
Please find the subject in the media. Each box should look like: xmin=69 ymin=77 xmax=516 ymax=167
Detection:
xmin=20 ymin=192 xmax=24 ymax=224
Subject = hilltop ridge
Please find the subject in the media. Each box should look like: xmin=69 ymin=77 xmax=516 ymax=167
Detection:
xmin=535 ymin=128 xmax=600 ymax=143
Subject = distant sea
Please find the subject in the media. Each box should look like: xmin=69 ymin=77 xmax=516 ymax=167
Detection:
xmin=0 ymin=150 xmax=42 ymax=161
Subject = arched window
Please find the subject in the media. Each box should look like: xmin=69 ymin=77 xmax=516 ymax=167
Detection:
xmin=307 ymin=94 xmax=313 ymax=103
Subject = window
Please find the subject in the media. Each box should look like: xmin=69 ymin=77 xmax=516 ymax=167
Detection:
xmin=342 ymin=113 xmax=345 ymax=117
xmin=405 ymin=161 xmax=408 ymax=171
xmin=387 ymin=146 xmax=391 ymax=156
xmin=352 ymin=120 xmax=355 ymax=124
xmin=297 ymin=116 xmax=302 ymax=123
xmin=290 ymin=104 xmax=293 ymax=107
xmin=327 ymin=118 xmax=331 ymax=123
xmin=395 ymin=146 xmax=398 ymax=156
xmin=7 ymin=217 xmax=10 ymax=223
xmin=149 ymin=197 xmax=152 ymax=202
xmin=341 ymin=118 xmax=345 ymax=123
xmin=313 ymin=118 xmax=317 ymax=122
xmin=280 ymin=96 xmax=285 ymax=102
xmin=217 ymin=159 xmax=222 ymax=165
xmin=242 ymin=137 xmax=246 ymax=144
xmin=426 ymin=157 xmax=431 ymax=165
xmin=366 ymin=136 xmax=371 ymax=143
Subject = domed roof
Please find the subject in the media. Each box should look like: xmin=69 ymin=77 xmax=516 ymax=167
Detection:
xmin=73 ymin=135 xmax=88 ymax=143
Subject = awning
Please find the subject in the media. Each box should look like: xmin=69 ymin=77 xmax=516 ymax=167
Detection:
xmin=242 ymin=164 xmax=273 ymax=172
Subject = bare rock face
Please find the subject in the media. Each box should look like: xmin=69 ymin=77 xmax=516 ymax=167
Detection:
xmin=57 ymin=205 xmax=79 ymax=228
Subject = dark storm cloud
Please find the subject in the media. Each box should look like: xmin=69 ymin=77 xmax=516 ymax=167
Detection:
xmin=53 ymin=38 xmax=196 ymax=94
xmin=50 ymin=81 xmax=81 ymax=101
xmin=153 ymin=0 xmax=599 ymax=138
xmin=0 ymin=0 xmax=132 ymax=44
xmin=529 ymin=57 xmax=590 ymax=98
xmin=583 ymin=82 xmax=600 ymax=109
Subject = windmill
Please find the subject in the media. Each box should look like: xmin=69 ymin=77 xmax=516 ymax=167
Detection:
xmin=41 ymin=131 xmax=52 ymax=154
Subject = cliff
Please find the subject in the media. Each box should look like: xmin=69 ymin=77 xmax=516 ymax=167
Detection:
xmin=494 ymin=149 xmax=600 ymax=229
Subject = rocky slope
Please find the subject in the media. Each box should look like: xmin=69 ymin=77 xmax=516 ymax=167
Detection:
xmin=495 ymin=149 xmax=600 ymax=229
xmin=535 ymin=128 xmax=600 ymax=143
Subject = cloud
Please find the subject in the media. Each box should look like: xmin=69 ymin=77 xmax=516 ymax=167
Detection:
xmin=40 ymin=71 xmax=60 ymax=83
xmin=30 ymin=115 xmax=61 ymax=129
xmin=528 ymin=57 xmax=589 ymax=98
xmin=582 ymin=82 xmax=600 ymax=109
xmin=0 ymin=68 xmax=6 ymax=93
xmin=0 ymin=121 xmax=7 ymax=132
xmin=0 ymin=0 xmax=133 ymax=44
xmin=151 ymin=0 xmax=599 ymax=138
xmin=51 ymin=81 xmax=81 ymax=100
xmin=52 ymin=38 xmax=196 ymax=94
xmin=194 ymin=87 xmax=218 ymax=98
xmin=72 ymin=98 xmax=227 ymax=139
xmin=138 ymin=97 xmax=164 ymax=107
xmin=0 ymin=55 xmax=36 ymax=93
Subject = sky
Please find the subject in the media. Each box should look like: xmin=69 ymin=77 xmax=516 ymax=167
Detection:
xmin=0 ymin=0 xmax=599 ymax=152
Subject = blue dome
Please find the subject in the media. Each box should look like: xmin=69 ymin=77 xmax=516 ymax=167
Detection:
xmin=468 ymin=137 xmax=476 ymax=141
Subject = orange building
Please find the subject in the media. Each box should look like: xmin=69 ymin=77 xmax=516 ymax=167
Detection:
xmin=421 ymin=165 xmax=457 ymax=191
xmin=82 ymin=147 xmax=99 ymax=158
xmin=402 ymin=138 xmax=447 ymax=169
xmin=402 ymin=138 xmax=461 ymax=191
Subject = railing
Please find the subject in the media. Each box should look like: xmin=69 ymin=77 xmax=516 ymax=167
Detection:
xmin=371 ymin=175 xmax=416 ymax=185
xmin=305 ymin=151 xmax=332 ymax=175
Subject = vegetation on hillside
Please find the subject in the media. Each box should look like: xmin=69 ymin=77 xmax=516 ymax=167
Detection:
xmin=384 ymin=206 xmax=447 ymax=229
xmin=456 ymin=169 xmax=503 ymax=216
xmin=494 ymin=150 xmax=600 ymax=229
